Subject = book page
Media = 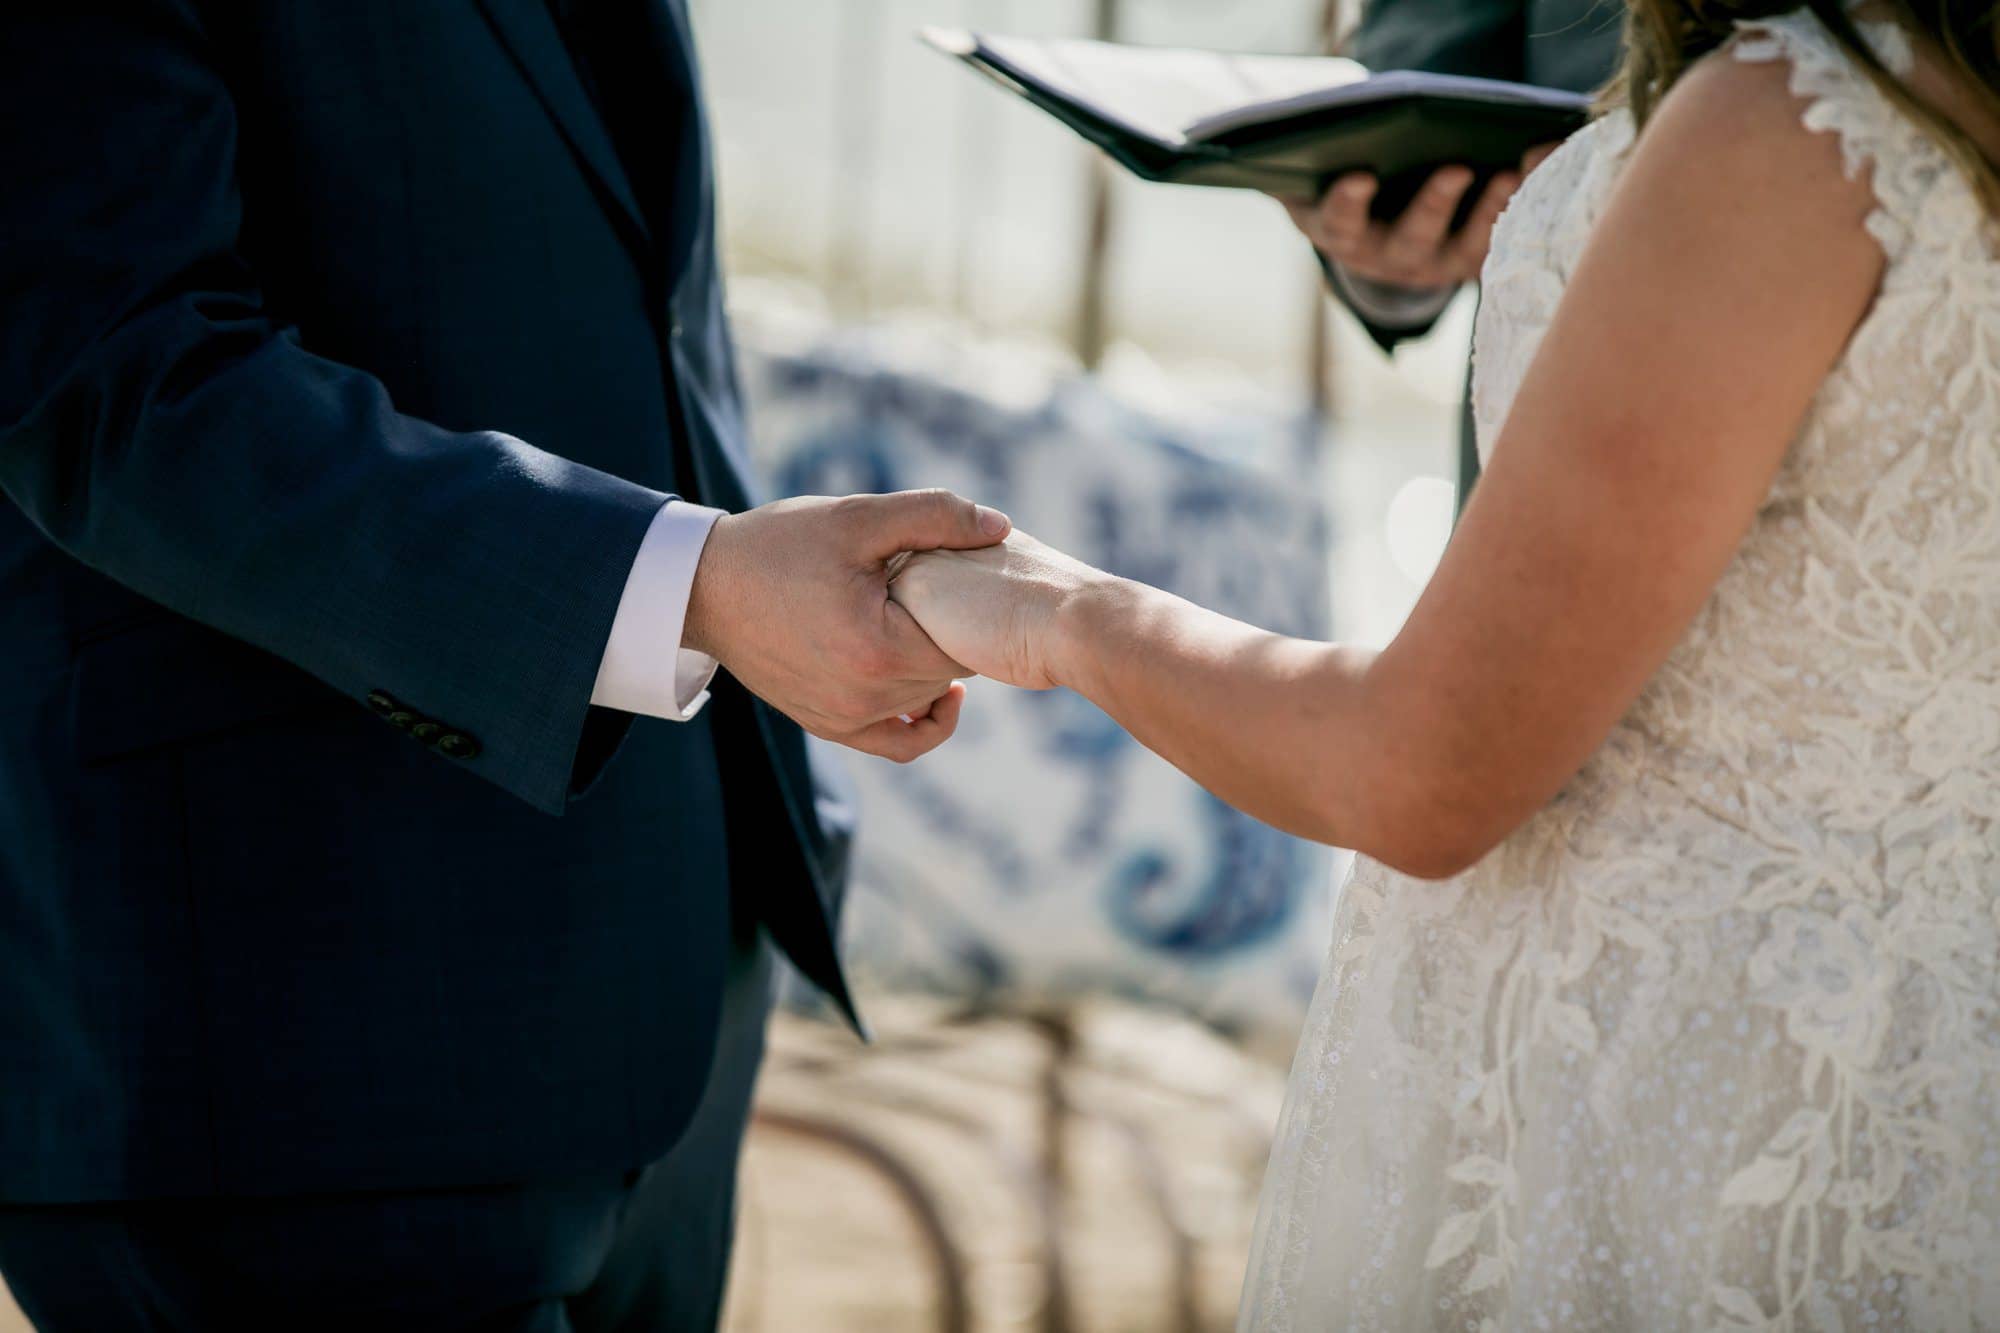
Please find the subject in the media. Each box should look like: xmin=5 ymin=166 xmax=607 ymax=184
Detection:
xmin=974 ymin=36 xmax=1368 ymax=148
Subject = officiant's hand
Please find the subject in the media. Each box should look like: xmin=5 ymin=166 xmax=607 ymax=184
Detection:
xmin=1282 ymin=144 xmax=1560 ymax=290
xmin=887 ymin=531 xmax=1114 ymax=693
xmin=684 ymin=490 xmax=1010 ymax=761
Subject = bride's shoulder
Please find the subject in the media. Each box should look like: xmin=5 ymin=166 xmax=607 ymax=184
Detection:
xmin=1490 ymin=26 xmax=1877 ymax=282
xmin=1608 ymin=29 xmax=1880 ymax=248
xmin=1661 ymin=37 xmax=1855 ymax=161
xmin=1490 ymin=24 xmax=1874 ymax=271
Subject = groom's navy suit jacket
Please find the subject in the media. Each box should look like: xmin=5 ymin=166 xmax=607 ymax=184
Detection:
xmin=0 ymin=0 xmax=856 ymax=1203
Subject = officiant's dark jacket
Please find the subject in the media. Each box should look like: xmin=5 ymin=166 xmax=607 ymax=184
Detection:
xmin=1355 ymin=0 xmax=1621 ymax=113
xmin=0 ymin=0 xmax=857 ymax=1204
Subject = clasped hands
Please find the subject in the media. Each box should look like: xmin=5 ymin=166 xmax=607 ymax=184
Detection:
xmin=682 ymin=489 xmax=1104 ymax=762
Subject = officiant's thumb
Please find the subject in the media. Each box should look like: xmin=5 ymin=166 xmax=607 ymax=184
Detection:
xmin=857 ymin=489 xmax=1011 ymax=561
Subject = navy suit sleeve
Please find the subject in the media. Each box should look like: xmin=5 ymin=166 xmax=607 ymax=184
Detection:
xmin=1319 ymin=0 xmax=1530 ymax=351
xmin=0 ymin=3 xmax=667 ymax=816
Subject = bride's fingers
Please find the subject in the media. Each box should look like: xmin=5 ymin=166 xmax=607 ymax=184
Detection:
xmin=847 ymin=684 xmax=966 ymax=763
xmin=884 ymin=597 xmax=972 ymax=678
xmin=885 ymin=565 xmax=922 ymax=609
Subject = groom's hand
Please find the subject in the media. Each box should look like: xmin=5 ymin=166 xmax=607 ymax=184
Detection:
xmin=683 ymin=490 xmax=1010 ymax=761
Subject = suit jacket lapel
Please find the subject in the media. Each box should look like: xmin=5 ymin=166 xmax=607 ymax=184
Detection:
xmin=638 ymin=0 xmax=707 ymax=285
xmin=474 ymin=0 xmax=652 ymax=256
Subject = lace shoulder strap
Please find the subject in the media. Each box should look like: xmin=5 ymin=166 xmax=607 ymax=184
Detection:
xmin=1729 ymin=8 xmax=1979 ymax=261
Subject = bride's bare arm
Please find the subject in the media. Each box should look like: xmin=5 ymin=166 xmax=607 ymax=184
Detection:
xmin=895 ymin=50 xmax=1883 ymax=877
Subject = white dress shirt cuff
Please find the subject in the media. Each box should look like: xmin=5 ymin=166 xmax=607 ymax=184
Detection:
xmin=590 ymin=499 xmax=726 ymax=722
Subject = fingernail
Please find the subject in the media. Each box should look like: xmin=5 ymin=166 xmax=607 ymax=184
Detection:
xmin=898 ymin=713 xmax=916 ymax=725
xmin=975 ymin=505 xmax=1010 ymax=537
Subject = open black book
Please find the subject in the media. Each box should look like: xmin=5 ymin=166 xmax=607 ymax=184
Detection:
xmin=921 ymin=28 xmax=1592 ymax=220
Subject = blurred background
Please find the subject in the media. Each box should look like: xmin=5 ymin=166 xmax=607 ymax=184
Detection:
xmin=696 ymin=0 xmax=1470 ymax=1327
xmin=0 ymin=1 xmax=1469 ymax=1329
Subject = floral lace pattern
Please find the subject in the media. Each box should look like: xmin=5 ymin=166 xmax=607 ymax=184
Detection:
xmin=1239 ymin=11 xmax=2000 ymax=1330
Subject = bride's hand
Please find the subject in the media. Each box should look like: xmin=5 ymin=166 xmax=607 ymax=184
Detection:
xmin=888 ymin=531 xmax=1112 ymax=690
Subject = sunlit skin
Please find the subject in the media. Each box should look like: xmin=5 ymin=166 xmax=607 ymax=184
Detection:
xmin=684 ymin=489 xmax=1009 ymax=762
xmin=891 ymin=50 xmax=1894 ymax=878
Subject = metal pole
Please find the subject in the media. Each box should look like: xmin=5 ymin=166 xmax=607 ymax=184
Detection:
xmin=1303 ymin=0 xmax=1348 ymax=449
xmin=1073 ymin=0 xmax=1121 ymax=368
xmin=830 ymin=0 xmax=887 ymax=312
xmin=1034 ymin=1011 xmax=1078 ymax=1333
xmin=952 ymin=0 xmax=1009 ymax=326
xmin=753 ymin=1109 xmax=975 ymax=1333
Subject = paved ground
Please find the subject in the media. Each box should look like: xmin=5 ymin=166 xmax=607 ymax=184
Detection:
xmin=0 ymin=998 xmax=1286 ymax=1332
xmin=723 ymin=998 xmax=1286 ymax=1332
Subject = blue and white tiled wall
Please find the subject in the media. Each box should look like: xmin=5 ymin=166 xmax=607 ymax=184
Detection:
xmin=738 ymin=306 xmax=1345 ymax=1045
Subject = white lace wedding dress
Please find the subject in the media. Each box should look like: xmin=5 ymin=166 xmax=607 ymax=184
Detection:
xmin=1239 ymin=11 xmax=2000 ymax=1330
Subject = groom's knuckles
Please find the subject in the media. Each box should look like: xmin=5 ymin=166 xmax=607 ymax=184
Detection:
xmin=823 ymin=674 xmax=926 ymax=731
xmin=837 ymin=720 xmax=906 ymax=761
xmin=888 ymin=685 xmax=952 ymax=720
xmin=859 ymin=717 xmax=949 ymax=764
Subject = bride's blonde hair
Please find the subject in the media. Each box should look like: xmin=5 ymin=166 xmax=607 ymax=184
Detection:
xmin=1607 ymin=0 xmax=2000 ymax=210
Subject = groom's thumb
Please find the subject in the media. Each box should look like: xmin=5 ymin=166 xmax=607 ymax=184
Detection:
xmin=855 ymin=489 xmax=1010 ymax=560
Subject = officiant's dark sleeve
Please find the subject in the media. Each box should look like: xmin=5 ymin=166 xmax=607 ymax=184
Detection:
xmin=1351 ymin=0 xmax=1526 ymax=82
xmin=0 ymin=3 xmax=665 ymax=816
